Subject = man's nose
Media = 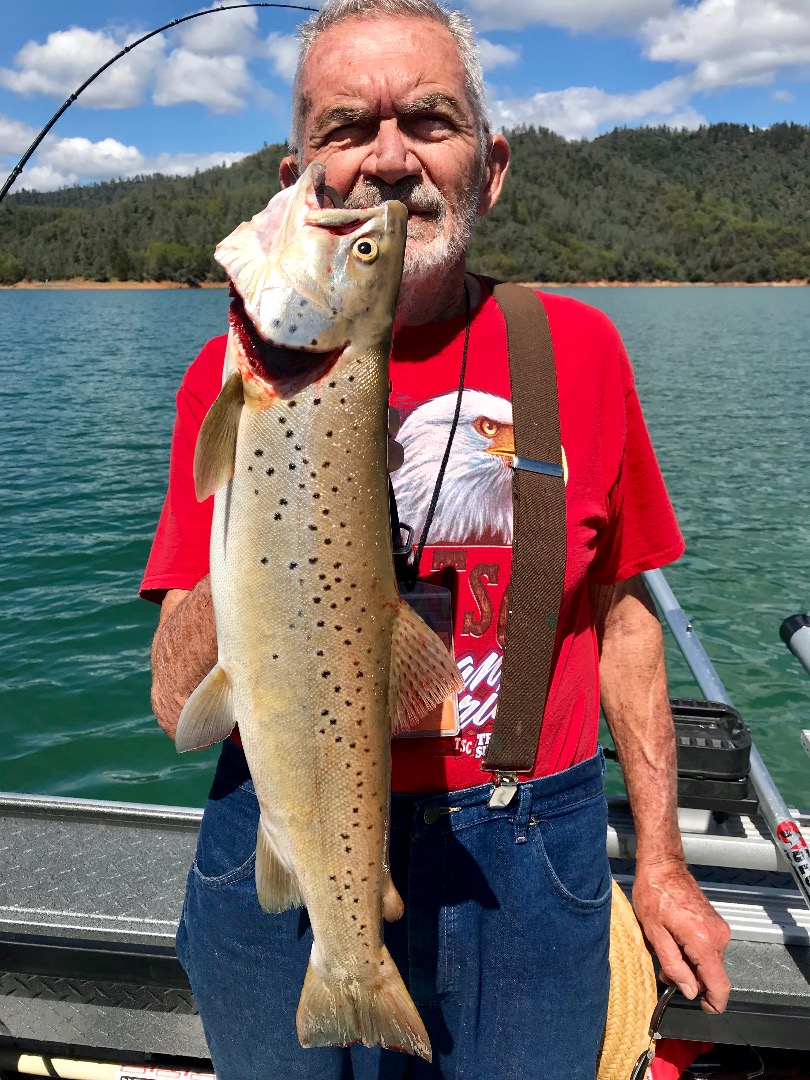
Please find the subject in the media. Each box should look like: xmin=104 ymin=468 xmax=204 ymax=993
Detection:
xmin=364 ymin=118 xmax=421 ymax=185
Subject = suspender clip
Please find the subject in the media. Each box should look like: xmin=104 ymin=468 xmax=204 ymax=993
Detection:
xmin=488 ymin=772 xmax=519 ymax=808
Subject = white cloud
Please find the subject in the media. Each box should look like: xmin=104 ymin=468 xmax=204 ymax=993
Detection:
xmin=0 ymin=115 xmax=36 ymax=157
xmin=771 ymin=88 xmax=795 ymax=103
xmin=488 ymin=76 xmax=704 ymax=139
xmin=176 ymin=3 xmax=261 ymax=58
xmin=0 ymin=27 xmax=163 ymax=109
xmin=642 ymin=0 xmax=810 ymax=90
xmin=0 ymin=114 xmax=249 ymax=192
xmin=265 ymin=32 xmax=300 ymax=83
xmin=478 ymin=38 xmax=520 ymax=71
xmin=465 ymin=0 xmax=674 ymax=33
xmin=153 ymin=50 xmax=253 ymax=112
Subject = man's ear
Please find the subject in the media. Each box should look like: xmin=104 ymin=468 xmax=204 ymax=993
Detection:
xmin=477 ymin=134 xmax=510 ymax=217
xmin=279 ymin=155 xmax=300 ymax=189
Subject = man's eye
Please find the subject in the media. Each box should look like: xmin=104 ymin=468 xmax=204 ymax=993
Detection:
xmin=408 ymin=115 xmax=454 ymax=137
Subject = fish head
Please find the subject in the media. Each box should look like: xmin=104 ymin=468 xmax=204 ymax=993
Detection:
xmin=216 ymin=162 xmax=407 ymax=363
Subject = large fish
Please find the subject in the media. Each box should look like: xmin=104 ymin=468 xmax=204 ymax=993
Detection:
xmin=175 ymin=161 xmax=463 ymax=1060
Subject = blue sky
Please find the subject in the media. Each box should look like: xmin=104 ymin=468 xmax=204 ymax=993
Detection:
xmin=1 ymin=0 xmax=808 ymax=191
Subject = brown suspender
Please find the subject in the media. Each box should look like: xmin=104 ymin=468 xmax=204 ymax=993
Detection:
xmin=482 ymin=283 xmax=567 ymax=783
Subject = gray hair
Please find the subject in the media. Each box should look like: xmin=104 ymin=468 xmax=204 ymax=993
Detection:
xmin=289 ymin=0 xmax=489 ymax=156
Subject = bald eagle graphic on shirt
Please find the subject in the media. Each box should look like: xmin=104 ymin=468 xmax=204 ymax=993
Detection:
xmin=392 ymin=390 xmax=515 ymax=546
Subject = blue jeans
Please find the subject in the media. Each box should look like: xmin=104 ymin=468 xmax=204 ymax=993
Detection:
xmin=177 ymin=740 xmax=611 ymax=1080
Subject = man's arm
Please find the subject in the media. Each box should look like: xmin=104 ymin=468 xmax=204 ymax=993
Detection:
xmin=592 ymin=572 xmax=731 ymax=1014
xmin=151 ymin=576 xmax=217 ymax=740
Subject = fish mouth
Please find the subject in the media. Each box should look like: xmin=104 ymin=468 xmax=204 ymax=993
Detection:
xmin=229 ymin=286 xmax=343 ymax=383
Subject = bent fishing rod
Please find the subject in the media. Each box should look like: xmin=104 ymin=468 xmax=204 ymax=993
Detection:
xmin=0 ymin=3 xmax=318 ymax=207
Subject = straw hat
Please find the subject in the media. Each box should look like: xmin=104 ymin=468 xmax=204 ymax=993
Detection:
xmin=597 ymin=881 xmax=660 ymax=1080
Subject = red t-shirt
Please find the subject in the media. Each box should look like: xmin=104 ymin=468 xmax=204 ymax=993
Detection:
xmin=142 ymin=283 xmax=684 ymax=794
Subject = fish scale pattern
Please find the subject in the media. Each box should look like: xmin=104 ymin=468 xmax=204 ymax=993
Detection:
xmin=0 ymin=971 xmax=197 ymax=1013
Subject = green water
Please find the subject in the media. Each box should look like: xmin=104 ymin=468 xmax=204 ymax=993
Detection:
xmin=1 ymin=286 xmax=808 ymax=808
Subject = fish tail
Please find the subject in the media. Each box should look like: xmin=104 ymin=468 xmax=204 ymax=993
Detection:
xmin=296 ymin=946 xmax=431 ymax=1061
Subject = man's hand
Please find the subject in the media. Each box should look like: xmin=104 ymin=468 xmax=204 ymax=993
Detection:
xmin=388 ymin=406 xmax=404 ymax=472
xmin=151 ymin=575 xmax=217 ymax=741
xmin=633 ymin=856 xmax=731 ymax=1014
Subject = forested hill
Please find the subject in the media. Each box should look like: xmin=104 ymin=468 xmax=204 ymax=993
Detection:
xmin=2 ymin=123 xmax=809 ymax=284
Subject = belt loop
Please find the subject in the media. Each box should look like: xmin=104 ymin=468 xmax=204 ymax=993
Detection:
xmin=515 ymin=781 xmax=532 ymax=844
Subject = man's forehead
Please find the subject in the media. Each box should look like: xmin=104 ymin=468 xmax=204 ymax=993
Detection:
xmin=298 ymin=16 xmax=470 ymax=127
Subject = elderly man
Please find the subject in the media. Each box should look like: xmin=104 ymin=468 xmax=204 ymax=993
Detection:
xmin=143 ymin=1 xmax=730 ymax=1077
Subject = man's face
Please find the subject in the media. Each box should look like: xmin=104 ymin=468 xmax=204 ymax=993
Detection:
xmin=289 ymin=16 xmax=487 ymax=284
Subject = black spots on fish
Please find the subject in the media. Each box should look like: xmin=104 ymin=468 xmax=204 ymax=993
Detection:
xmin=331 ymin=486 xmax=338 ymax=494
xmin=272 ymin=318 xmax=281 ymax=328
xmin=310 ymin=472 xmax=318 ymax=480
xmin=299 ymin=298 xmax=308 ymax=308
xmin=351 ymin=914 xmax=358 ymax=921
xmin=254 ymin=489 xmax=259 ymax=496
xmin=330 ymin=719 xmax=337 ymax=726
xmin=329 ymin=875 xmax=336 ymax=882
xmin=248 ymin=465 xmax=253 ymax=473
xmin=333 ymin=684 xmax=342 ymax=693
xmin=316 ymin=649 xmax=325 ymax=657
xmin=298 ymin=482 xmax=306 ymax=491
xmin=348 ymin=375 xmax=355 ymax=383
xmin=344 ymin=883 xmax=351 ymax=890
xmin=313 ymin=597 xmax=322 ymax=605
xmin=345 ymin=846 xmax=352 ymax=853
xmin=288 ymin=400 xmax=297 ymax=408
xmin=335 ymin=576 xmax=342 ymax=583
xmin=344 ymin=596 xmax=352 ymax=603
xmin=285 ymin=430 xmax=294 ymax=439
xmin=313 ymin=397 xmax=321 ymax=406
xmin=319 ymin=573 xmax=327 ymax=581
xmin=321 ymin=707 xmax=329 ymax=715
xmin=343 ymin=638 xmax=351 ymax=646
xmin=312 ymin=492 xmax=321 ymax=501
xmin=340 ymin=397 xmax=347 ymax=405
xmin=288 ymin=561 xmax=298 ymax=570
xmin=329 ymin=381 xmax=337 ymax=389
xmin=266 ymin=467 xmax=275 ymax=477
xmin=295 ymin=445 xmax=303 ymax=452
xmin=272 ymin=653 xmax=278 ymax=660
xmin=260 ymin=557 xmax=269 ymax=565
xmin=330 ymin=602 xmax=338 ymax=610
xmin=324 ymin=538 xmax=333 ymax=546
xmin=309 ymin=557 xmax=318 ymax=565
xmin=339 ymin=521 xmax=347 ymax=529
xmin=356 ymin=671 xmax=364 ymax=679
xmin=335 ymin=736 xmax=342 ymax=743
xmin=334 ymin=623 xmax=342 ymax=630
xmin=325 ymin=430 xmax=333 ymax=439
xmin=340 ymin=833 xmax=349 ymax=840
xmin=346 ymin=541 xmax=353 ymax=548
xmin=344 ymin=700 xmax=352 ymax=707
xmin=308 ymin=524 xmax=318 ymax=531
xmin=319 ymin=728 xmax=326 ymax=735
xmin=288 ymin=463 xmax=296 ymax=471
xmin=349 ymin=743 xmax=357 ymax=750
xmin=279 ymin=498 xmax=288 ymax=506
xmin=288 ymin=325 xmax=298 ymax=335
xmin=255 ymin=449 xmax=264 ymax=457
xmin=322 ymin=509 xmax=330 ymax=517
xmin=317 ymin=620 xmax=325 ymax=628
xmin=322 ymin=461 xmax=331 ymax=469
xmin=311 ymin=339 xmax=318 ymax=346
xmin=356 ymin=779 xmax=363 ymax=786
xmin=321 ymin=670 xmax=331 ymax=678
xmin=356 ymin=624 xmax=364 ymax=633
xmin=323 ymin=583 xmax=332 ymax=592
xmin=356 ymin=719 xmax=363 ymax=727
xmin=279 ymin=416 xmax=287 ymax=425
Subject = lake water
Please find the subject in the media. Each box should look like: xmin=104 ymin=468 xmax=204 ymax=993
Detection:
xmin=1 ymin=285 xmax=808 ymax=808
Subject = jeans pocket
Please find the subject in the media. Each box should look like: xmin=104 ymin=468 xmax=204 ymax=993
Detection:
xmin=193 ymin=773 xmax=259 ymax=887
xmin=531 ymin=792 xmax=612 ymax=910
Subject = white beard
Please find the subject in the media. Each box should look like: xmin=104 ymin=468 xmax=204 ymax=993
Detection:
xmin=392 ymin=391 xmax=514 ymax=546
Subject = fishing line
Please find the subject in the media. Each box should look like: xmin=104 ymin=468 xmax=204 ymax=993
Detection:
xmin=0 ymin=3 xmax=317 ymax=206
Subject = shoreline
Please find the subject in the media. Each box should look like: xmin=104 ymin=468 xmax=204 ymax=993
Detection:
xmin=0 ymin=278 xmax=807 ymax=291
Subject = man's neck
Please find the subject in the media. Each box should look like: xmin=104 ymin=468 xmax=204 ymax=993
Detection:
xmin=394 ymin=260 xmax=480 ymax=329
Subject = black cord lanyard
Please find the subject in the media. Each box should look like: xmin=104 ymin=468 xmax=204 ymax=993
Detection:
xmin=404 ymin=283 xmax=472 ymax=591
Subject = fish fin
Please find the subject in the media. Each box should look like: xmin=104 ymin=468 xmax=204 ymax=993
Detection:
xmin=175 ymin=664 xmax=236 ymax=752
xmin=388 ymin=600 xmax=465 ymax=733
xmin=193 ymin=369 xmax=244 ymax=501
xmin=297 ymin=945 xmax=431 ymax=1061
xmin=255 ymin=817 xmax=304 ymax=913
xmin=382 ymin=876 xmax=404 ymax=923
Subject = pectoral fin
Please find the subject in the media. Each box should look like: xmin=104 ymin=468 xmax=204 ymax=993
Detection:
xmin=388 ymin=600 xmax=464 ymax=734
xmin=256 ymin=817 xmax=304 ymax=912
xmin=193 ymin=369 xmax=244 ymax=501
xmin=175 ymin=663 xmax=236 ymax=752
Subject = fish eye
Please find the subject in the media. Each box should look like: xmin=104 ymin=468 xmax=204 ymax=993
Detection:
xmin=352 ymin=238 xmax=379 ymax=263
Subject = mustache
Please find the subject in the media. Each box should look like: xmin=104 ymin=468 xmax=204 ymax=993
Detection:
xmin=343 ymin=177 xmax=444 ymax=217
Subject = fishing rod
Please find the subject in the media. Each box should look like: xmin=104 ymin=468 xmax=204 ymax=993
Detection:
xmin=0 ymin=2 xmax=318 ymax=206
xmin=644 ymin=568 xmax=810 ymax=912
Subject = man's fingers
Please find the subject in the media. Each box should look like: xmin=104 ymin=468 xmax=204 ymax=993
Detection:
xmin=689 ymin=943 xmax=732 ymax=1014
xmin=387 ymin=438 xmax=404 ymax=473
xmin=646 ymin=925 xmax=700 ymax=1000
